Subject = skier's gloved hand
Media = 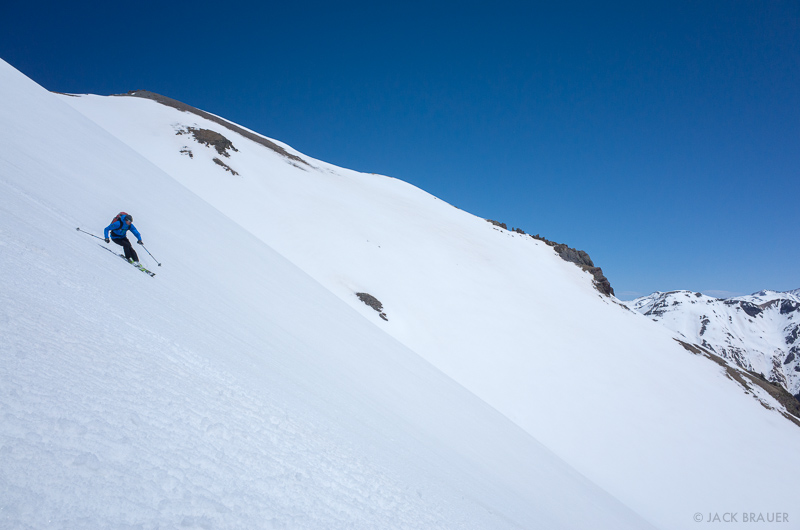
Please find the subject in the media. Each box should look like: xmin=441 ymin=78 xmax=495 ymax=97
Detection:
xmin=105 ymin=238 xmax=110 ymax=243
xmin=137 ymin=240 xmax=143 ymax=245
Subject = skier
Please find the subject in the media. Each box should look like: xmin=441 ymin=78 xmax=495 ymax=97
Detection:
xmin=104 ymin=213 xmax=143 ymax=264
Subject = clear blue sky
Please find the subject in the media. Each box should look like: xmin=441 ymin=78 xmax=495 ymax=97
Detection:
xmin=2 ymin=1 xmax=797 ymax=298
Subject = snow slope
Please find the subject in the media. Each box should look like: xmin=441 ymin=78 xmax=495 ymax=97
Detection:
xmin=0 ymin=60 xmax=652 ymax=529
xmin=55 ymin=86 xmax=800 ymax=529
xmin=626 ymin=290 xmax=800 ymax=397
xmin=3 ymin=57 xmax=800 ymax=529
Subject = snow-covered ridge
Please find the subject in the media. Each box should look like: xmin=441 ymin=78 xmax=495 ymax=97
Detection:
xmin=121 ymin=89 xmax=619 ymax=298
xmin=625 ymin=289 xmax=800 ymax=398
xmin=485 ymin=219 xmax=615 ymax=295
xmin=115 ymin=89 xmax=311 ymax=167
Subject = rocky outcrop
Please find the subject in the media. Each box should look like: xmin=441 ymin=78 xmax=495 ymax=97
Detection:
xmin=177 ymin=126 xmax=238 ymax=158
xmin=675 ymin=339 xmax=800 ymax=427
xmin=115 ymin=90 xmax=309 ymax=167
xmin=550 ymin=243 xmax=614 ymax=297
xmin=486 ymin=220 xmax=614 ymax=296
xmin=356 ymin=292 xmax=388 ymax=321
xmin=212 ymin=157 xmax=239 ymax=176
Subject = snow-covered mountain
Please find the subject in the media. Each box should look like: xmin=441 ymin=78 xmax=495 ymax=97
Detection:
xmin=2 ymin=57 xmax=800 ymax=529
xmin=626 ymin=290 xmax=800 ymax=399
xmin=0 ymin=60 xmax=647 ymax=530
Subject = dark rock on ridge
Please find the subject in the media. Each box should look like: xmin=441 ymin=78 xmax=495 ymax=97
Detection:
xmin=537 ymin=239 xmax=613 ymax=296
xmin=675 ymin=339 xmax=800 ymax=427
xmin=212 ymin=157 xmax=239 ymax=176
xmin=781 ymin=300 xmax=799 ymax=314
xmin=177 ymin=126 xmax=238 ymax=158
xmin=486 ymin=220 xmax=614 ymax=297
xmin=356 ymin=292 xmax=388 ymax=321
xmin=115 ymin=90 xmax=309 ymax=167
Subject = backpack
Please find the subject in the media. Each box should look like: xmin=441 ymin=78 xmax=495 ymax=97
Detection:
xmin=111 ymin=212 xmax=130 ymax=226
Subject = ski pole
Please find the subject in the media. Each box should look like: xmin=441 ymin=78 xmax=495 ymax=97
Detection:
xmin=76 ymin=227 xmax=105 ymax=241
xmin=141 ymin=244 xmax=162 ymax=266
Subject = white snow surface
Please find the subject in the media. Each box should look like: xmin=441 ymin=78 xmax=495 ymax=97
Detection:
xmin=1 ymin=58 xmax=799 ymax=528
xmin=626 ymin=290 xmax=800 ymax=396
xmin=0 ymin=60 xmax=657 ymax=530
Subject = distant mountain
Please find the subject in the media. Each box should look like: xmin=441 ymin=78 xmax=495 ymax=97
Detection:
xmin=625 ymin=290 xmax=800 ymax=399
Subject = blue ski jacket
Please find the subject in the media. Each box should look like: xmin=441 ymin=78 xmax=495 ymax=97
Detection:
xmin=104 ymin=219 xmax=142 ymax=241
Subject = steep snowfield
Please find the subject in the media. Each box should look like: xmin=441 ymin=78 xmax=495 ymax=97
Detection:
xmin=3 ymin=56 xmax=800 ymax=529
xmin=56 ymin=87 xmax=800 ymax=528
xmin=0 ymin=60 xmax=651 ymax=529
xmin=626 ymin=290 xmax=800 ymax=396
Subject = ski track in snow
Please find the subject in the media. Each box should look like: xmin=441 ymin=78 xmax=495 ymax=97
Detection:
xmin=1 ymin=339 xmax=444 ymax=530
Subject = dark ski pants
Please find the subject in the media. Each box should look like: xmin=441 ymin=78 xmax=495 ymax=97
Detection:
xmin=112 ymin=237 xmax=139 ymax=262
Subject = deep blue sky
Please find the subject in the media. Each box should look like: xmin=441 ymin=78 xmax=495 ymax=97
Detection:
xmin=2 ymin=1 xmax=798 ymax=298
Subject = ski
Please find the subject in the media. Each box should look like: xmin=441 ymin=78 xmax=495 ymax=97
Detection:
xmin=98 ymin=244 xmax=156 ymax=277
xmin=131 ymin=261 xmax=156 ymax=277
